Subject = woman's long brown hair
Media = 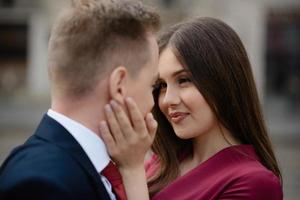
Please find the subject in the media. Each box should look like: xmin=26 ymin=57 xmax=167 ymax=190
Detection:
xmin=148 ymin=17 xmax=281 ymax=196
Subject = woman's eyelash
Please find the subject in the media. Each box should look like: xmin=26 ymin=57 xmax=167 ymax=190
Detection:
xmin=152 ymin=83 xmax=159 ymax=90
xmin=152 ymin=81 xmax=167 ymax=90
xmin=152 ymin=81 xmax=162 ymax=90
xmin=152 ymin=76 xmax=191 ymax=91
xmin=177 ymin=77 xmax=191 ymax=84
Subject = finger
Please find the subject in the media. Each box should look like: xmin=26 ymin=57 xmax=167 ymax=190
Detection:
xmin=125 ymin=97 xmax=147 ymax=133
xmin=110 ymin=100 xmax=134 ymax=139
xmin=145 ymin=113 xmax=158 ymax=140
xmin=99 ymin=121 xmax=117 ymax=154
xmin=104 ymin=104 xmax=124 ymax=143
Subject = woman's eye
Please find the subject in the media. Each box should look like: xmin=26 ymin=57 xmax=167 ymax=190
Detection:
xmin=152 ymin=81 xmax=167 ymax=91
xmin=177 ymin=77 xmax=191 ymax=84
xmin=160 ymin=82 xmax=167 ymax=89
xmin=157 ymin=82 xmax=167 ymax=92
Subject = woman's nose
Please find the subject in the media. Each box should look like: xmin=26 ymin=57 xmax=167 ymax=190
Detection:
xmin=162 ymin=86 xmax=180 ymax=107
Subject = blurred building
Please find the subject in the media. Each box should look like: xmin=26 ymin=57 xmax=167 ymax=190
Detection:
xmin=0 ymin=0 xmax=299 ymax=104
xmin=0 ymin=0 xmax=68 ymax=99
xmin=1 ymin=0 xmax=300 ymax=134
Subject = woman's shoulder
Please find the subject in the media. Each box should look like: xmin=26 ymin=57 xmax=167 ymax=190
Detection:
xmin=221 ymin=168 xmax=283 ymax=199
xmin=238 ymin=169 xmax=281 ymax=189
xmin=215 ymin=145 xmax=283 ymax=199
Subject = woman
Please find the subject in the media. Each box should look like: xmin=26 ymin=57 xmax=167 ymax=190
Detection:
xmin=100 ymin=17 xmax=283 ymax=199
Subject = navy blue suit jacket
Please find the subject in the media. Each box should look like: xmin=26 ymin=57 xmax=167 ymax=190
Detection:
xmin=0 ymin=114 xmax=111 ymax=200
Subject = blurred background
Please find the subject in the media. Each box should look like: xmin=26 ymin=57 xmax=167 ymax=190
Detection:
xmin=0 ymin=0 xmax=299 ymax=199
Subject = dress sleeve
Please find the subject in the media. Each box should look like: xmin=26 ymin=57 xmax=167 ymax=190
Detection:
xmin=219 ymin=170 xmax=283 ymax=200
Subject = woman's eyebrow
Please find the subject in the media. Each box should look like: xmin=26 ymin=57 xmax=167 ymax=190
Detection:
xmin=158 ymin=69 xmax=188 ymax=79
xmin=172 ymin=69 xmax=188 ymax=77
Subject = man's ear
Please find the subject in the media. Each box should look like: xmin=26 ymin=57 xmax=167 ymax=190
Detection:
xmin=109 ymin=66 xmax=128 ymax=105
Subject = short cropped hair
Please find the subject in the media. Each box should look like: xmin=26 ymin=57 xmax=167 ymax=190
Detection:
xmin=48 ymin=0 xmax=160 ymax=97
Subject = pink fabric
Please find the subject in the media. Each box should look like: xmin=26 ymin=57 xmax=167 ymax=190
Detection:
xmin=147 ymin=145 xmax=283 ymax=200
xmin=145 ymin=154 xmax=160 ymax=179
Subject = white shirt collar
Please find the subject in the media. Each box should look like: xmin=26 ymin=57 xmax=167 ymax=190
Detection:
xmin=47 ymin=109 xmax=110 ymax=173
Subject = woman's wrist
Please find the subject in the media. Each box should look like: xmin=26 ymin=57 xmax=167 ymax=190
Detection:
xmin=119 ymin=164 xmax=145 ymax=177
xmin=119 ymin=164 xmax=149 ymax=200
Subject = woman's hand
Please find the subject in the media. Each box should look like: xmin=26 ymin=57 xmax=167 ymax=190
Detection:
xmin=99 ymin=97 xmax=157 ymax=170
xmin=99 ymin=97 xmax=156 ymax=200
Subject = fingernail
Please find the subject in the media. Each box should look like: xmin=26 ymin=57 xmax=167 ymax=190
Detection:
xmin=149 ymin=113 xmax=154 ymax=119
xmin=105 ymin=104 xmax=112 ymax=112
xmin=152 ymin=120 xmax=158 ymax=128
xmin=99 ymin=121 xmax=106 ymax=129
xmin=146 ymin=113 xmax=153 ymax=121
xmin=147 ymin=113 xmax=154 ymax=120
xmin=110 ymin=100 xmax=118 ymax=108
xmin=125 ymin=97 xmax=133 ymax=102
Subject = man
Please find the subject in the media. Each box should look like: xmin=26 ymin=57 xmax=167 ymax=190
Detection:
xmin=0 ymin=0 xmax=160 ymax=199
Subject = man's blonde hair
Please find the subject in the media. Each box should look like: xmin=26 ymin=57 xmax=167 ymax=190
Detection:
xmin=48 ymin=0 xmax=160 ymax=97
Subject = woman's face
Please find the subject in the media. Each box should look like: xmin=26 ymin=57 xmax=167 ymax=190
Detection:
xmin=157 ymin=48 xmax=217 ymax=139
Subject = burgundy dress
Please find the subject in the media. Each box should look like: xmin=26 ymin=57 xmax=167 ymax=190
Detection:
xmin=145 ymin=145 xmax=283 ymax=200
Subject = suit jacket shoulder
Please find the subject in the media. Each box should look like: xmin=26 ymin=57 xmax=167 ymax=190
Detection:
xmin=0 ymin=115 xmax=111 ymax=200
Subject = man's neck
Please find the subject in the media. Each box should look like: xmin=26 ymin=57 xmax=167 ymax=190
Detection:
xmin=51 ymin=100 xmax=106 ymax=137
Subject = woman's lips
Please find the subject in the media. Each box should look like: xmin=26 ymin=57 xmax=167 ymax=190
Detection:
xmin=169 ymin=112 xmax=189 ymax=123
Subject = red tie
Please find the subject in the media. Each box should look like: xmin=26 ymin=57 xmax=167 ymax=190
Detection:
xmin=102 ymin=161 xmax=127 ymax=200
